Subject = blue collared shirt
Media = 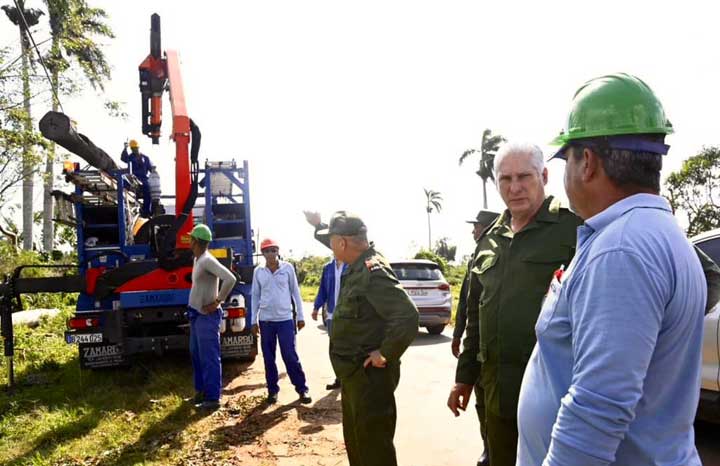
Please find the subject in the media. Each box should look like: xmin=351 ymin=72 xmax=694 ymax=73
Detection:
xmin=517 ymin=194 xmax=705 ymax=466
xmin=251 ymin=261 xmax=304 ymax=325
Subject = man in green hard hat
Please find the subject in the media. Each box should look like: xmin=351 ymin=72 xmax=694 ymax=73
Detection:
xmin=516 ymin=73 xmax=717 ymax=466
xmin=187 ymin=224 xmax=237 ymax=411
xmin=304 ymin=210 xmax=419 ymax=466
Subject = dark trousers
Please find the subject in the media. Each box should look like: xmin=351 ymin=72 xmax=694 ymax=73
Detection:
xmin=259 ymin=319 xmax=308 ymax=394
xmin=341 ymin=362 xmax=400 ymax=466
xmin=139 ymin=181 xmax=151 ymax=217
xmin=474 ymin=381 xmax=489 ymax=458
xmin=189 ymin=307 xmax=222 ymax=401
xmin=485 ymin=409 xmax=519 ymax=466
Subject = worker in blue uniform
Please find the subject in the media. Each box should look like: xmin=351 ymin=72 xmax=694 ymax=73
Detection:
xmin=121 ymin=139 xmax=153 ymax=217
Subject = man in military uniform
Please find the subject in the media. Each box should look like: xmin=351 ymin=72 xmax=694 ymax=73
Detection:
xmin=451 ymin=209 xmax=499 ymax=466
xmin=304 ymin=210 xmax=419 ymax=466
xmin=447 ymin=142 xmax=581 ymax=466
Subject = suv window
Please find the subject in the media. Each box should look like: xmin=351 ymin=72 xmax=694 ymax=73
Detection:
xmin=696 ymin=237 xmax=720 ymax=264
xmin=391 ymin=264 xmax=444 ymax=281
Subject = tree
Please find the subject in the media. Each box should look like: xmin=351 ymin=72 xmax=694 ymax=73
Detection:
xmin=423 ymin=188 xmax=442 ymax=250
xmin=414 ymin=249 xmax=448 ymax=275
xmin=666 ymin=146 xmax=720 ymax=237
xmin=434 ymin=237 xmax=456 ymax=262
xmin=3 ymin=1 xmax=44 ymax=250
xmin=459 ymin=128 xmax=506 ymax=209
xmin=41 ymin=0 xmax=113 ymax=252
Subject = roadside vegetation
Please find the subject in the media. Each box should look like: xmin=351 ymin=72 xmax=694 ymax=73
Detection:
xmin=0 ymin=306 xmax=263 ymax=466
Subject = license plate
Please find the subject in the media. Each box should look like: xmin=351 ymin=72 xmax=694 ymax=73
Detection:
xmin=66 ymin=333 xmax=103 ymax=344
xmin=222 ymin=335 xmax=254 ymax=346
xmin=408 ymin=289 xmax=428 ymax=297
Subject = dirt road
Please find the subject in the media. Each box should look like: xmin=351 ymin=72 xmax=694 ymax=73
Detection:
xmin=214 ymin=312 xmax=482 ymax=466
xmin=207 ymin=308 xmax=720 ymax=465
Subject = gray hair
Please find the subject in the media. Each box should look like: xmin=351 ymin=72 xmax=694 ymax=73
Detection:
xmin=494 ymin=142 xmax=545 ymax=176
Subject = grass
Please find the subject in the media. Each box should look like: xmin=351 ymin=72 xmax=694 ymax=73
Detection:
xmin=0 ymin=308 xmax=261 ymax=466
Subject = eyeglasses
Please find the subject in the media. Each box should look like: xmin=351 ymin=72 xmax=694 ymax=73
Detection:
xmin=263 ymin=248 xmax=279 ymax=253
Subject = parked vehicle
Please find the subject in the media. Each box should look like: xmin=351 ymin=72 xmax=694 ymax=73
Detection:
xmin=694 ymin=228 xmax=720 ymax=423
xmin=390 ymin=259 xmax=452 ymax=335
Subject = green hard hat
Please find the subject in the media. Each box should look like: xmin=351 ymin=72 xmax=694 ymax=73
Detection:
xmin=552 ymin=73 xmax=674 ymax=147
xmin=190 ymin=224 xmax=212 ymax=242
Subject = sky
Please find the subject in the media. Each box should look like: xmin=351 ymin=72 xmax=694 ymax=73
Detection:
xmin=3 ymin=0 xmax=720 ymax=261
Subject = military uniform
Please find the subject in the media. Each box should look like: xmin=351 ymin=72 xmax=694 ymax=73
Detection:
xmin=314 ymin=212 xmax=419 ymax=466
xmin=454 ymin=258 xmax=490 ymax=461
xmin=456 ymin=196 xmax=581 ymax=466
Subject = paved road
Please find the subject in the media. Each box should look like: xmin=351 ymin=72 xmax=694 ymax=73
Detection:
xmin=243 ymin=314 xmax=485 ymax=466
xmin=233 ymin=308 xmax=719 ymax=465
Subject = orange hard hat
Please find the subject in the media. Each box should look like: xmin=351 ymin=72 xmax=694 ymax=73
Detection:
xmin=260 ymin=238 xmax=279 ymax=251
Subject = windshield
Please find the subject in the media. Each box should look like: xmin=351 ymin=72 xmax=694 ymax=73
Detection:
xmin=391 ymin=263 xmax=443 ymax=281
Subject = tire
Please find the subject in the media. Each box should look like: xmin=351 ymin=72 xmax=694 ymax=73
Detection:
xmin=426 ymin=325 xmax=445 ymax=335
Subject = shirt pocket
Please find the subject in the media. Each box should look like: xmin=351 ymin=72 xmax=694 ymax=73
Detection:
xmin=335 ymin=293 xmax=362 ymax=319
xmin=535 ymin=276 xmax=563 ymax=335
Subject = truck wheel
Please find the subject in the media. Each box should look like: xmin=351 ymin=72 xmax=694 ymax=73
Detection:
xmin=426 ymin=325 xmax=445 ymax=335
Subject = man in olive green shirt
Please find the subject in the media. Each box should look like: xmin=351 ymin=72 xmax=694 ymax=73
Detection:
xmin=305 ymin=210 xmax=419 ymax=466
xmin=447 ymin=142 xmax=581 ymax=466
xmin=451 ymin=209 xmax=499 ymax=466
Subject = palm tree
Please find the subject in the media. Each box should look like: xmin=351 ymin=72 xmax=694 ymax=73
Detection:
xmin=424 ymin=188 xmax=442 ymax=250
xmin=3 ymin=1 xmax=44 ymax=250
xmin=41 ymin=0 xmax=113 ymax=251
xmin=459 ymin=128 xmax=506 ymax=209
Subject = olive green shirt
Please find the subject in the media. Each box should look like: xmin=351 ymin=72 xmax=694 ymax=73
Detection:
xmin=314 ymin=227 xmax=419 ymax=378
xmin=456 ymin=196 xmax=581 ymax=418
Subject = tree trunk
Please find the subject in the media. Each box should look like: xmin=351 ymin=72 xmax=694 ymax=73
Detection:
xmin=19 ymin=5 xmax=33 ymax=251
xmin=482 ymin=178 xmax=488 ymax=209
xmin=427 ymin=211 xmax=432 ymax=250
xmin=39 ymin=111 xmax=118 ymax=171
xmin=43 ymin=65 xmax=59 ymax=253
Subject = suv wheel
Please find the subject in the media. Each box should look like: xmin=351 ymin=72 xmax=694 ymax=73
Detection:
xmin=426 ymin=325 xmax=445 ymax=335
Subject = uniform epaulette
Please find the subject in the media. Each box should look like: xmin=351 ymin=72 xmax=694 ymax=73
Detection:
xmin=365 ymin=258 xmax=383 ymax=272
xmin=548 ymin=196 xmax=564 ymax=214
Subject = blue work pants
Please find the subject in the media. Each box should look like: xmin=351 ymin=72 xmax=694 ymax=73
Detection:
xmin=139 ymin=179 xmax=151 ymax=217
xmin=259 ymin=319 xmax=308 ymax=395
xmin=188 ymin=307 xmax=222 ymax=401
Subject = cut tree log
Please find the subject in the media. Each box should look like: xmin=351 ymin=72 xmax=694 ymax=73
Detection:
xmin=39 ymin=111 xmax=119 ymax=172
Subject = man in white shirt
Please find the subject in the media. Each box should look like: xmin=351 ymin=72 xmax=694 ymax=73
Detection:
xmin=312 ymin=256 xmax=347 ymax=390
xmin=251 ymin=238 xmax=311 ymax=405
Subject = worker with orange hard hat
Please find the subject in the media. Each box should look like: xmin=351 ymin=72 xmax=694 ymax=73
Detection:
xmin=251 ymin=238 xmax=311 ymax=405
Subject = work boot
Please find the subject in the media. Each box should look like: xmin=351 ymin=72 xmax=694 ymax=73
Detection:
xmin=198 ymin=400 xmax=220 ymax=411
xmin=191 ymin=391 xmax=204 ymax=405
xmin=326 ymin=379 xmax=341 ymax=390
xmin=266 ymin=393 xmax=278 ymax=405
xmin=477 ymin=450 xmax=489 ymax=466
xmin=299 ymin=391 xmax=312 ymax=404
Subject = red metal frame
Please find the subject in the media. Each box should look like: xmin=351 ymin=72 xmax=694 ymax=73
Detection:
xmin=115 ymin=266 xmax=193 ymax=293
xmin=138 ymin=47 xmax=193 ymax=248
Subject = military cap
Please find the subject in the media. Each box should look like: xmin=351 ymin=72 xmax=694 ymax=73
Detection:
xmin=466 ymin=210 xmax=500 ymax=226
xmin=317 ymin=210 xmax=367 ymax=236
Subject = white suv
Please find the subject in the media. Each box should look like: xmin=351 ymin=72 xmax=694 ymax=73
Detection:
xmin=390 ymin=259 xmax=452 ymax=335
xmin=693 ymin=229 xmax=720 ymax=422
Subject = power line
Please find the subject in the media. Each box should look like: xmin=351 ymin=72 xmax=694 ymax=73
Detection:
xmin=11 ymin=0 xmax=64 ymax=113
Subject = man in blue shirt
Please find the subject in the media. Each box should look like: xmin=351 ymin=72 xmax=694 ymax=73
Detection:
xmin=121 ymin=139 xmax=153 ymax=217
xmin=517 ymin=74 xmax=705 ymax=466
xmin=312 ymin=256 xmax=347 ymax=390
xmin=251 ymin=238 xmax=311 ymax=405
